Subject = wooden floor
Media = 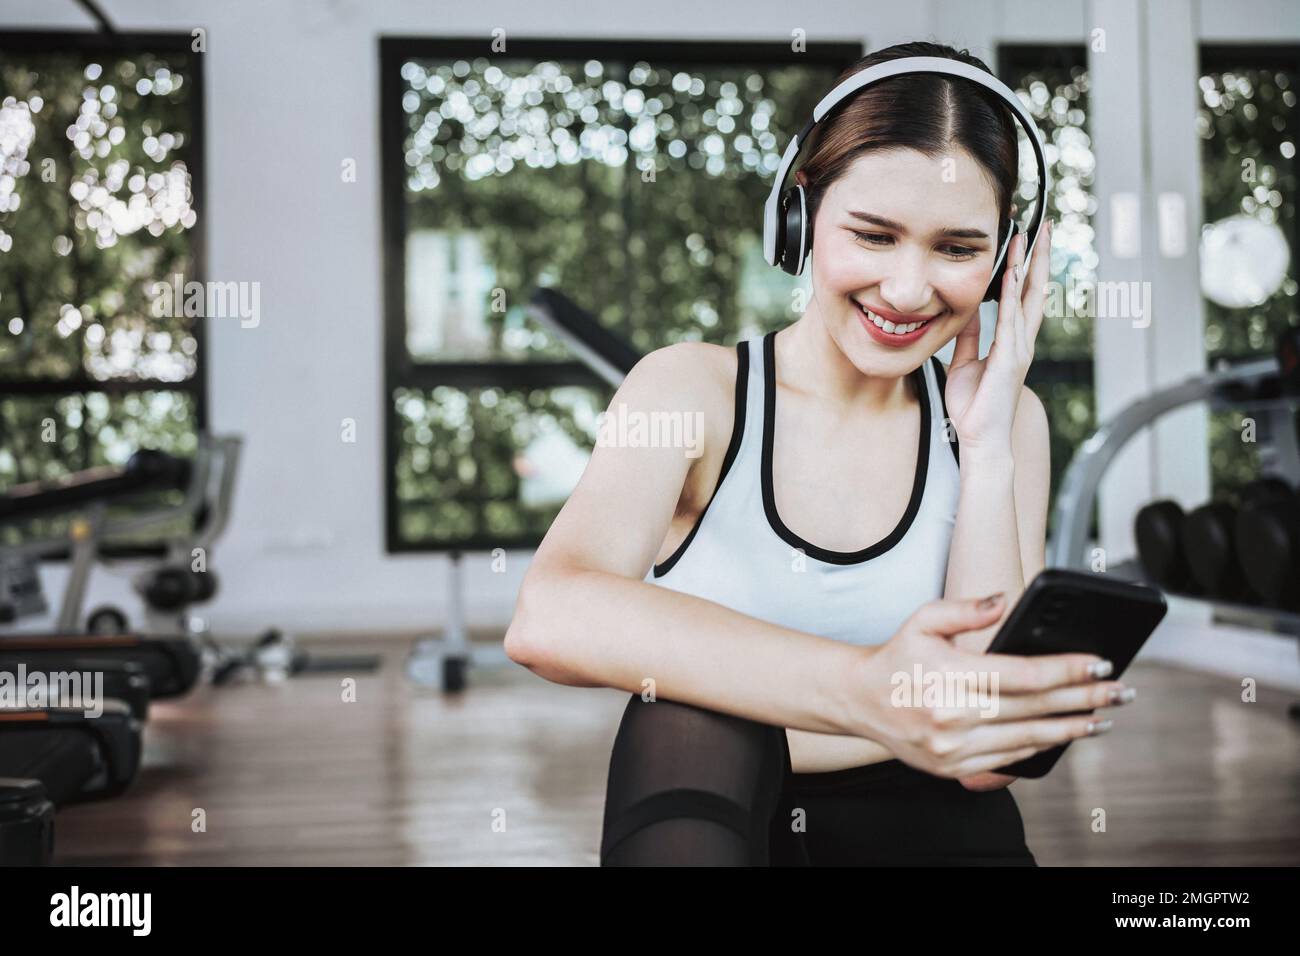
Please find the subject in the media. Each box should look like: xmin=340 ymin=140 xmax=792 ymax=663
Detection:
xmin=53 ymin=634 xmax=1300 ymax=866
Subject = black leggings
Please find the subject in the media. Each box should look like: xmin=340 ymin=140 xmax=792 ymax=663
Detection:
xmin=600 ymin=694 xmax=1038 ymax=866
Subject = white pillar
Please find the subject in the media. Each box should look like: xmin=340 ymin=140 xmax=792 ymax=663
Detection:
xmin=1143 ymin=0 xmax=1212 ymax=512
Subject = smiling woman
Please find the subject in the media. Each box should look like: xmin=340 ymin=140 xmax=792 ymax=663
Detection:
xmin=506 ymin=41 xmax=1104 ymax=868
xmin=784 ymin=45 xmax=1024 ymax=378
xmin=801 ymin=147 xmax=1007 ymax=360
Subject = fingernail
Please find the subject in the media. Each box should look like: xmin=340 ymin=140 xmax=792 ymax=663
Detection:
xmin=1108 ymin=686 xmax=1137 ymax=704
xmin=977 ymin=592 xmax=1005 ymax=610
xmin=1088 ymin=660 xmax=1114 ymax=679
xmin=1086 ymin=718 xmax=1113 ymax=736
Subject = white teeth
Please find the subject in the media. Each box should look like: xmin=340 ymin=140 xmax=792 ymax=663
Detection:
xmin=861 ymin=305 xmax=927 ymax=336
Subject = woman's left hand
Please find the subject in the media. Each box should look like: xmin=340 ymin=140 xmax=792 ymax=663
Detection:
xmin=943 ymin=221 xmax=1053 ymax=460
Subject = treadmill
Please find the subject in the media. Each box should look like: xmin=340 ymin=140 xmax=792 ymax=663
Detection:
xmin=0 ymin=437 xmax=244 ymax=699
xmin=0 ymin=441 xmax=237 ymax=865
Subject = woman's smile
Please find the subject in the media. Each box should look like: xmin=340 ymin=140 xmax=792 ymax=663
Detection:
xmin=853 ymin=299 xmax=945 ymax=347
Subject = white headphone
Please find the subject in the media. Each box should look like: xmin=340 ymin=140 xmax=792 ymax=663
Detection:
xmin=761 ymin=55 xmax=1051 ymax=301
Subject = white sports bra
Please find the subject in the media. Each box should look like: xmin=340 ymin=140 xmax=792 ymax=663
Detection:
xmin=644 ymin=329 xmax=962 ymax=646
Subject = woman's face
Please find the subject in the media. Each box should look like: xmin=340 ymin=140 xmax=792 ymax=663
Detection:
xmin=799 ymin=147 xmax=1003 ymax=376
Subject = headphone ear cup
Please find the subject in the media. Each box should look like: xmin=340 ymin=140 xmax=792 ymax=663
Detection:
xmin=780 ymin=184 xmax=808 ymax=276
xmin=983 ymin=220 xmax=1019 ymax=302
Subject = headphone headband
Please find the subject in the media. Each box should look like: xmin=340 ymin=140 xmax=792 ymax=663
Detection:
xmin=761 ymin=55 xmax=1051 ymax=291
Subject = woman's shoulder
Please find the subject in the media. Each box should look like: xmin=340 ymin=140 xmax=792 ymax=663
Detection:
xmin=625 ymin=341 xmax=743 ymax=495
xmin=629 ymin=340 xmax=740 ymax=412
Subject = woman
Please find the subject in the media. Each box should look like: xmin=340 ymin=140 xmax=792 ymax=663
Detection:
xmin=504 ymin=41 xmax=1132 ymax=866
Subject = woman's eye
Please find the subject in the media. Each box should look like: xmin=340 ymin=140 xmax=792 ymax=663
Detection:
xmin=847 ymin=231 xmax=889 ymax=247
xmin=851 ymin=232 xmax=980 ymax=260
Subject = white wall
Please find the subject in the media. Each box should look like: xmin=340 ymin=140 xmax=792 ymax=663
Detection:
xmin=2 ymin=0 xmax=1298 ymax=692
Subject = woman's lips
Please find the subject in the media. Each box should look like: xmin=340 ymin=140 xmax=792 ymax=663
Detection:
xmin=854 ymin=301 xmax=937 ymax=346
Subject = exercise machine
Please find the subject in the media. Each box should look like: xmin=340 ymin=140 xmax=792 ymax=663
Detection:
xmin=0 ymin=439 xmax=240 ymax=697
xmin=0 ymin=435 xmax=241 ymax=638
xmin=0 ymin=660 xmax=146 ymax=865
xmin=0 ymin=778 xmax=54 ymax=866
xmin=0 ymin=699 xmax=142 ymax=804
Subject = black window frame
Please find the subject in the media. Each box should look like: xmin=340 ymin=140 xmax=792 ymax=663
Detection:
xmin=0 ymin=30 xmax=209 ymax=432
xmin=378 ymin=36 xmax=863 ymax=554
xmin=0 ymin=30 xmax=207 ymax=561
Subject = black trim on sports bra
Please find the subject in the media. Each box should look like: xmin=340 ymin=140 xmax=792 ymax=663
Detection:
xmin=930 ymin=356 xmax=960 ymax=467
xmin=760 ymin=329 xmax=930 ymax=565
xmin=652 ymin=342 xmax=750 ymax=578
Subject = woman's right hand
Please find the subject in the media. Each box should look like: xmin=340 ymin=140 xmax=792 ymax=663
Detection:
xmin=839 ymin=594 xmax=1133 ymax=779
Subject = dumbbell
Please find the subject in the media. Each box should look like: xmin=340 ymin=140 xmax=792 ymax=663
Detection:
xmin=1235 ymin=480 xmax=1300 ymax=610
xmin=1135 ymin=499 xmax=1194 ymax=593
xmin=1183 ymin=477 xmax=1295 ymax=602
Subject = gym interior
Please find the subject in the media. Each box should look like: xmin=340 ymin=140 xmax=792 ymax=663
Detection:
xmin=1 ymin=0 xmax=1298 ymax=871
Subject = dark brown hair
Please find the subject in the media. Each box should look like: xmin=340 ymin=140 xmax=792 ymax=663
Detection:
xmin=796 ymin=41 xmax=1019 ymax=247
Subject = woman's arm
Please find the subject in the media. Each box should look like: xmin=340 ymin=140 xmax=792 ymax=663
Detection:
xmin=943 ymin=383 xmax=1051 ymax=653
xmin=507 ymin=337 xmax=1112 ymax=779
xmin=940 ymin=225 xmax=1055 ymax=653
xmin=506 ymin=342 xmax=866 ymax=736
xmin=785 ymin=729 xmax=894 ymax=772
xmin=942 ymin=385 xmax=1052 ymax=791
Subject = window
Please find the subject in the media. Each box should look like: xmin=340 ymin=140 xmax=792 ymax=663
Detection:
xmin=1197 ymin=47 xmax=1298 ymax=493
xmin=380 ymin=38 xmax=860 ymax=551
xmin=0 ymin=33 xmax=205 ymax=545
xmin=999 ymin=45 xmax=1096 ymax=539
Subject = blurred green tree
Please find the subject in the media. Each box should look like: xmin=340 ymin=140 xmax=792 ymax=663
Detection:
xmin=0 ymin=44 xmax=200 ymax=547
xmin=1197 ymin=58 xmax=1298 ymax=495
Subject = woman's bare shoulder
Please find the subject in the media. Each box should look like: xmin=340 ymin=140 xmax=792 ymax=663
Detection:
xmin=628 ymin=342 xmax=741 ymax=499
xmin=630 ymin=340 xmax=738 ymax=412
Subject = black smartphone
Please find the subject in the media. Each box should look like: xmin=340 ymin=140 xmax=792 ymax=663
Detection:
xmin=984 ymin=568 xmax=1168 ymax=778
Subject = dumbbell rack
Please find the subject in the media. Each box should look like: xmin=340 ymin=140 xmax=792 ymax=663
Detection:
xmin=1047 ymin=355 xmax=1300 ymax=637
xmin=1092 ymin=557 xmax=1300 ymax=636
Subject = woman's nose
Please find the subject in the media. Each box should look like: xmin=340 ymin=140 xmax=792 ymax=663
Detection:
xmin=877 ymin=252 xmax=935 ymax=314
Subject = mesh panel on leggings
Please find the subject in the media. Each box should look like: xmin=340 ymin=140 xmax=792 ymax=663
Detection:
xmin=599 ymin=694 xmax=788 ymax=866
